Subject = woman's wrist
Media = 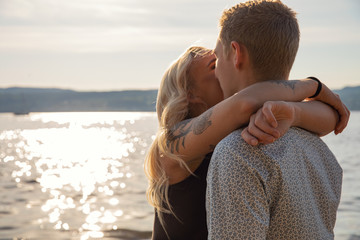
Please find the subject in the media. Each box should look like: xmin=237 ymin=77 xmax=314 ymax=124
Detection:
xmin=290 ymin=102 xmax=300 ymax=127
xmin=307 ymin=77 xmax=322 ymax=98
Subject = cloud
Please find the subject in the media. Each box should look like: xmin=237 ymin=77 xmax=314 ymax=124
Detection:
xmin=0 ymin=0 xmax=150 ymax=26
xmin=1 ymin=0 xmax=358 ymax=53
xmin=0 ymin=25 xmax=217 ymax=53
xmin=0 ymin=0 xmax=358 ymax=90
xmin=0 ymin=0 xmax=225 ymax=53
xmin=0 ymin=0 xmax=228 ymax=28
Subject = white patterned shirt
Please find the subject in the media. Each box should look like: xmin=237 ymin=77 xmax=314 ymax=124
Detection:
xmin=206 ymin=127 xmax=342 ymax=240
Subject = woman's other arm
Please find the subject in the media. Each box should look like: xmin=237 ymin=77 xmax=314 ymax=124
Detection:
xmin=166 ymin=78 xmax=345 ymax=162
xmin=241 ymin=100 xmax=349 ymax=146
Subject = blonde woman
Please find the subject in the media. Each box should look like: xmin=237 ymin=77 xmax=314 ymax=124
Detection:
xmin=145 ymin=46 xmax=348 ymax=239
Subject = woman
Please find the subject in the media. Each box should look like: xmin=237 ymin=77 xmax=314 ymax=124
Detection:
xmin=145 ymin=46 xmax=349 ymax=239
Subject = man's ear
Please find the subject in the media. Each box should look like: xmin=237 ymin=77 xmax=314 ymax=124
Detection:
xmin=231 ymin=41 xmax=243 ymax=69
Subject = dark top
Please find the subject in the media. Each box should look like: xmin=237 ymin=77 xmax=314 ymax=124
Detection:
xmin=152 ymin=153 xmax=212 ymax=240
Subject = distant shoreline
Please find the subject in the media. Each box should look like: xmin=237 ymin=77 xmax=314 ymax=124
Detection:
xmin=1 ymin=86 xmax=359 ymax=112
xmin=0 ymin=88 xmax=158 ymax=113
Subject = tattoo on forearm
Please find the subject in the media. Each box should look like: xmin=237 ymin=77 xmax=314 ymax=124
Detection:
xmin=167 ymin=108 xmax=213 ymax=153
xmin=167 ymin=119 xmax=192 ymax=153
xmin=269 ymin=80 xmax=298 ymax=91
xmin=193 ymin=110 xmax=213 ymax=135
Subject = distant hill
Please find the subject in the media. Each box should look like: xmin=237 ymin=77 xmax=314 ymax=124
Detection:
xmin=0 ymin=86 xmax=359 ymax=113
xmin=333 ymin=86 xmax=360 ymax=111
xmin=0 ymin=87 xmax=157 ymax=113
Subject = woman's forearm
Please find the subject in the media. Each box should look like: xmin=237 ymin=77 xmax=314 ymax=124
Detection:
xmin=235 ymin=78 xmax=319 ymax=112
xmin=292 ymin=101 xmax=338 ymax=136
xmin=167 ymin=78 xmax=319 ymax=162
xmin=230 ymin=78 xmax=321 ymax=136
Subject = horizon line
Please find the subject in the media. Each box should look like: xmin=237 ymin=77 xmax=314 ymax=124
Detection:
xmin=1 ymin=84 xmax=359 ymax=92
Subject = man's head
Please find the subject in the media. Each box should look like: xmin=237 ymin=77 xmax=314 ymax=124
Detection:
xmin=215 ymin=0 xmax=300 ymax=97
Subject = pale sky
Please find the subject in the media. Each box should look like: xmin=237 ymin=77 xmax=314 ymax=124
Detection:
xmin=0 ymin=0 xmax=359 ymax=91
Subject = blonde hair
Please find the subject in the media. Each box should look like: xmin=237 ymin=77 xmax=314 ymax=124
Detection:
xmin=144 ymin=46 xmax=212 ymax=231
xmin=219 ymin=0 xmax=300 ymax=80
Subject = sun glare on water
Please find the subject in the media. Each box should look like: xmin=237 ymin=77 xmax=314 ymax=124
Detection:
xmin=1 ymin=112 xmax=156 ymax=238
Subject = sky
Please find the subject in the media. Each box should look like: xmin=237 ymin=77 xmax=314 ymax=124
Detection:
xmin=0 ymin=0 xmax=359 ymax=91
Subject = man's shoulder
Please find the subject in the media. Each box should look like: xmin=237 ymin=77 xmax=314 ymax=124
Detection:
xmin=220 ymin=128 xmax=244 ymax=142
xmin=215 ymin=128 xmax=247 ymax=151
xmin=272 ymin=127 xmax=326 ymax=147
xmin=216 ymin=127 xmax=313 ymax=147
xmin=282 ymin=127 xmax=319 ymax=139
xmin=256 ymin=127 xmax=336 ymax=165
xmin=215 ymin=127 xmax=330 ymax=156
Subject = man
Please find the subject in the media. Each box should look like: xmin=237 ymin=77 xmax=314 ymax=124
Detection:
xmin=206 ymin=1 xmax=343 ymax=239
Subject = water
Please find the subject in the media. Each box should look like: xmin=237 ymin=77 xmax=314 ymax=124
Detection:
xmin=0 ymin=112 xmax=359 ymax=240
xmin=0 ymin=112 xmax=157 ymax=240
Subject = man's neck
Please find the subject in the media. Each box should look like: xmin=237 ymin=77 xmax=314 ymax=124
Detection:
xmin=232 ymin=70 xmax=258 ymax=94
xmin=235 ymin=71 xmax=290 ymax=93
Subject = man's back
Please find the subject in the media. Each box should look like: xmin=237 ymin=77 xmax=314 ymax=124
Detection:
xmin=206 ymin=127 xmax=342 ymax=240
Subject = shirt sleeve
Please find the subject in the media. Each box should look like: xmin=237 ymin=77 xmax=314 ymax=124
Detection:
xmin=206 ymin=135 xmax=270 ymax=240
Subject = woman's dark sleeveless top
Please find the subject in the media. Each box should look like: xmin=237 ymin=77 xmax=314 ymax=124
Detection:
xmin=152 ymin=153 xmax=212 ymax=240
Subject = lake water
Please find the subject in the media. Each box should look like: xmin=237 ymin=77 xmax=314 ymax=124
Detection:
xmin=0 ymin=112 xmax=359 ymax=240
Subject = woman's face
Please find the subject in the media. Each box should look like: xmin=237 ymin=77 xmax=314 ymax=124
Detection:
xmin=189 ymin=53 xmax=224 ymax=110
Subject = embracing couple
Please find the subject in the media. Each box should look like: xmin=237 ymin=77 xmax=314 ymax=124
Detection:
xmin=145 ymin=0 xmax=350 ymax=239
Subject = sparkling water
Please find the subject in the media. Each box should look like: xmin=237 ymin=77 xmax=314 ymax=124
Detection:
xmin=0 ymin=112 xmax=359 ymax=239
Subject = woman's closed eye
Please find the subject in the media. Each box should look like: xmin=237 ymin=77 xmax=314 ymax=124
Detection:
xmin=207 ymin=57 xmax=217 ymax=71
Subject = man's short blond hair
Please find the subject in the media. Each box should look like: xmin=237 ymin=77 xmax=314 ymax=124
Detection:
xmin=219 ymin=0 xmax=300 ymax=80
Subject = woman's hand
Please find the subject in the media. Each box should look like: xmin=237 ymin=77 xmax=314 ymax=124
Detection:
xmin=307 ymin=81 xmax=350 ymax=134
xmin=241 ymin=101 xmax=294 ymax=146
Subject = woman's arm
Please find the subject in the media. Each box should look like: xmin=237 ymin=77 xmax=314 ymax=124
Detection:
xmin=308 ymin=82 xmax=350 ymax=134
xmin=292 ymin=101 xmax=339 ymax=136
xmin=241 ymin=100 xmax=344 ymax=146
xmin=166 ymin=78 xmax=327 ymax=163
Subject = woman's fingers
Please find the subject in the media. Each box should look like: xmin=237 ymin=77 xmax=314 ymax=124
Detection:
xmin=335 ymin=102 xmax=350 ymax=134
xmin=247 ymin=113 xmax=280 ymax=144
xmin=241 ymin=127 xmax=259 ymax=146
xmin=313 ymin=84 xmax=350 ymax=135
xmin=262 ymin=102 xmax=278 ymax=128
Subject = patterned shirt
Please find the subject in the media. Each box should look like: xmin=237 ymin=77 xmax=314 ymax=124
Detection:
xmin=206 ymin=127 xmax=342 ymax=240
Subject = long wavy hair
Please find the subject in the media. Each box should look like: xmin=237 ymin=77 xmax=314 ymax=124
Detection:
xmin=144 ymin=46 xmax=212 ymax=231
